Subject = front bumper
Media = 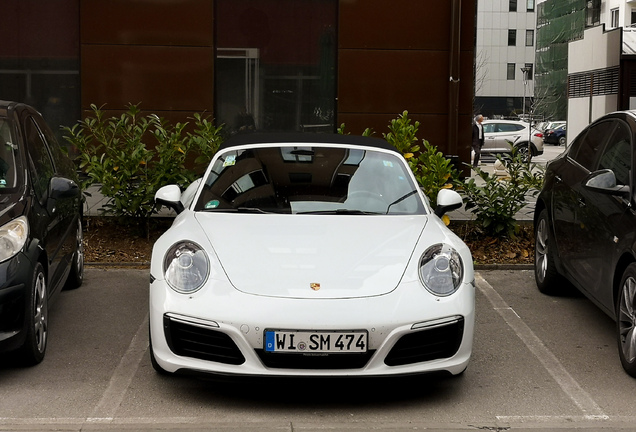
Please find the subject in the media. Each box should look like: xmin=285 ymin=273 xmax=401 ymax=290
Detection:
xmin=149 ymin=278 xmax=475 ymax=378
xmin=0 ymin=253 xmax=34 ymax=352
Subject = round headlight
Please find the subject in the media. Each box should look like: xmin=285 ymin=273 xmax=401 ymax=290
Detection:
xmin=163 ymin=241 xmax=210 ymax=294
xmin=419 ymin=244 xmax=463 ymax=296
xmin=0 ymin=216 xmax=28 ymax=263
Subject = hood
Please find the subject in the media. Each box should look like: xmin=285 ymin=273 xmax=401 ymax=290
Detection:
xmin=195 ymin=213 xmax=427 ymax=299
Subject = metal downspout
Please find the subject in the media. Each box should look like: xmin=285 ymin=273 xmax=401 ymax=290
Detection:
xmin=448 ymin=0 xmax=462 ymax=158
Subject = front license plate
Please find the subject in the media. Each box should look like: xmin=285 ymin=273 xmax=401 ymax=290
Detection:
xmin=264 ymin=330 xmax=368 ymax=353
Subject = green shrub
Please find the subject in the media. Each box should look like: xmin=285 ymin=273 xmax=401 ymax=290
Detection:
xmin=63 ymin=104 xmax=223 ymax=222
xmin=458 ymin=149 xmax=544 ymax=238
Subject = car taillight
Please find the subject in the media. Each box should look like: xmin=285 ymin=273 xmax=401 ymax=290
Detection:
xmin=534 ymin=132 xmax=543 ymax=138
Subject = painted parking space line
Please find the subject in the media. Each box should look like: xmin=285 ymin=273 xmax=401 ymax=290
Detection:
xmin=89 ymin=313 xmax=150 ymax=421
xmin=475 ymin=273 xmax=608 ymax=420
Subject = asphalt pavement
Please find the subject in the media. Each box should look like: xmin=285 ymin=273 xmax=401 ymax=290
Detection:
xmin=2 ymin=267 xmax=635 ymax=431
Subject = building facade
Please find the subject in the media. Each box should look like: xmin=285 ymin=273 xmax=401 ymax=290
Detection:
xmin=474 ymin=0 xmax=537 ymax=119
xmin=0 ymin=0 xmax=476 ymax=165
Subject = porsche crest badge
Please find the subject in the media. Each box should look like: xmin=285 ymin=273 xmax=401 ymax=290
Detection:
xmin=310 ymin=283 xmax=321 ymax=291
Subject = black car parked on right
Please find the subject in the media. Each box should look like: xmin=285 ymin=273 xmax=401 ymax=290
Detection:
xmin=535 ymin=110 xmax=636 ymax=377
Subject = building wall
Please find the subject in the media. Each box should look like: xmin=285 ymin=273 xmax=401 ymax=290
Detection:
xmin=80 ymin=0 xmax=215 ymax=126
xmin=567 ymin=25 xmax=621 ymax=142
xmin=337 ymin=0 xmax=475 ymax=161
xmin=77 ymin=0 xmax=475 ymax=163
xmin=475 ymin=0 xmax=536 ymax=118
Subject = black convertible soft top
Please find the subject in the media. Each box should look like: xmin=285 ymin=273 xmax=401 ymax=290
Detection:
xmin=218 ymin=132 xmax=400 ymax=154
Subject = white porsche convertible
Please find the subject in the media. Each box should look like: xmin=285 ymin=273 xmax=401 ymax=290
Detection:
xmin=149 ymin=133 xmax=475 ymax=378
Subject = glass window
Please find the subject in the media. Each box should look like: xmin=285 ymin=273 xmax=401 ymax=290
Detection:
xmin=611 ymin=8 xmax=620 ymax=28
xmin=196 ymin=146 xmax=425 ymax=215
xmin=0 ymin=118 xmax=18 ymax=190
xmin=508 ymin=29 xmax=517 ymax=46
xmin=507 ymin=63 xmax=516 ymax=80
xmin=24 ymin=117 xmax=55 ymax=200
xmin=570 ymin=120 xmax=615 ymax=171
xmin=598 ymin=121 xmax=631 ymax=186
xmin=527 ymin=0 xmax=535 ymax=12
xmin=525 ymin=30 xmax=534 ymax=46
xmin=509 ymin=0 xmax=517 ymax=12
xmin=215 ymin=0 xmax=338 ymax=135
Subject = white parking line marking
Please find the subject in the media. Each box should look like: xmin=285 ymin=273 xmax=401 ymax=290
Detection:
xmin=89 ymin=313 xmax=149 ymax=420
xmin=475 ymin=273 xmax=608 ymax=419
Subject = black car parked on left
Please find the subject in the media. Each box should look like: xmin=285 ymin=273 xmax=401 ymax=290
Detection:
xmin=0 ymin=101 xmax=83 ymax=365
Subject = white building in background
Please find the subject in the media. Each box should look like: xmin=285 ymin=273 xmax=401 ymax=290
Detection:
xmin=475 ymin=0 xmax=537 ymax=119
xmin=567 ymin=0 xmax=636 ymax=142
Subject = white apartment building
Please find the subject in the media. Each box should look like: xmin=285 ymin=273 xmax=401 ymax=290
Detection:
xmin=475 ymin=0 xmax=537 ymax=118
xmin=602 ymin=0 xmax=636 ymax=28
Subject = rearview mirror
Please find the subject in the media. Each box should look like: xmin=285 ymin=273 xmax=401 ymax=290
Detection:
xmin=584 ymin=169 xmax=630 ymax=196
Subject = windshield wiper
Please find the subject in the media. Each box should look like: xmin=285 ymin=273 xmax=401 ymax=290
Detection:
xmin=297 ymin=209 xmax=381 ymax=215
xmin=202 ymin=207 xmax=272 ymax=214
xmin=385 ymin=190 xmax=418 ymax=214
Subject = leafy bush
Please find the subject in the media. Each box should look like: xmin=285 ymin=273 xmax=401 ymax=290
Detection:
xmin=458 ymin=149 xmax=544 ymax=238
xmin=63 ymin=104 xmax=223 ymax=221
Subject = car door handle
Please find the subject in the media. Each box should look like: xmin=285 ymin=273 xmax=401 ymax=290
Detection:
xmin=555 ymin=175 xmax=562 ymax=183
xmin=578 ymin=198 xmax=586 ymax=208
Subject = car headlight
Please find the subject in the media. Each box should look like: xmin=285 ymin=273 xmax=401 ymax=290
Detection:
xmin=0 ymin=216 xmax=28 ymax=263
xmin=163 ymin=241 xmax=209 ymax=294
xmin=419 ymin=244 xmax=463 ymax=296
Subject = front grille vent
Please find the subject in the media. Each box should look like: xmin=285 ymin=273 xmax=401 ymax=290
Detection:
xmin=384 ymin=318 xmax=464 ymax=366
xmin=255 ymin=350 xmax=375 ymax=369
xmin=164 ymin=315 xmax=245 ymax=365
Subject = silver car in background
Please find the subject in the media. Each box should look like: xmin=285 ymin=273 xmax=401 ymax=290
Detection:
xmin=482 ymin=119 xmax=544 ymax=160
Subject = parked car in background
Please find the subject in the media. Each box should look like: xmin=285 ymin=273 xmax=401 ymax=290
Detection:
xmin=482 ymin=119 xmax=544 ymax=160
xmin=534 ymin=110 xmax=636 ymax=377
xmin=542 ymin=120 xmax=566 ymax=134
xmin=150 ymin=133 xmax=475 ymax=379
xmin=0 ymin=101 xmax=84 ymax=365
xmin=543 ymin=124 xmax=567 ymax=146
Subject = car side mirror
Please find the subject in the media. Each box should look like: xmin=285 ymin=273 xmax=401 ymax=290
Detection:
xmin=434 ymin=189 xmax=463 ymax=218
xmin=49 ymin=177 xmax=80 ymax=200
xmin=584 ymin=169 xmax=630 ymax=196
xmin=155 ymin=184 xmax=185 ymax=214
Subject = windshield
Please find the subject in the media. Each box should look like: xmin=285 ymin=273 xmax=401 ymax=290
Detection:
xmin=0 ymin=118 xmax=18 ymax=190
xmin=194 ymin=145 xmax=426 ymax=215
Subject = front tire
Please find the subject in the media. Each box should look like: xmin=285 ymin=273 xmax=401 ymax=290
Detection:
xmin=534 ymin=209 xmax=562 ymax=295
xmin=616 ymin=263 xmax=636 ymax=377
xmin=18 ymin=262 xmax=48 ymax=365
xmin=559 ymin=136 xmax=566 ymax=146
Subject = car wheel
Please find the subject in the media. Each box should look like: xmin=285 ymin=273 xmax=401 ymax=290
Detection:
xmin=149 ymin=326 xmax=170 ymax=375
xmin=616 ymin=263 xmax=636 ymax=377
xmin=515 ymin=143 xmax=530 ymax=162
xmin=534 ymin=209 xmax=562 ymax=295
xmin=558 ymin=136 xmax=566 ymax=146
xmin=64 ymin=218 xmax=84 ymax=290
xmin=18 ymin=262 xmax=48 ymax=365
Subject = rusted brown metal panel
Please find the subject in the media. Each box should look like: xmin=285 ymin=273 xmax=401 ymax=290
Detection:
xmin=337 ymin=0 xmax=475 ymax=164
xmin=80 ymin=0 xmax=213 ymax=46
xmin=339 ymin=0 xmax=450 ymax=50
xmin=338 ymin=50 xmax=449 ymax=114
xmin=81 ymin=45 xmax=214 ymax=111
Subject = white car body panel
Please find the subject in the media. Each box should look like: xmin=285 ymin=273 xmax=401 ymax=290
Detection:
xmin=149 ymin=136 xmax=475 ymax=378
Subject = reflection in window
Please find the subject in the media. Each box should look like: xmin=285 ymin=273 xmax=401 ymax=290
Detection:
xmin=215 ymin=0 xmax=337 ymax=135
